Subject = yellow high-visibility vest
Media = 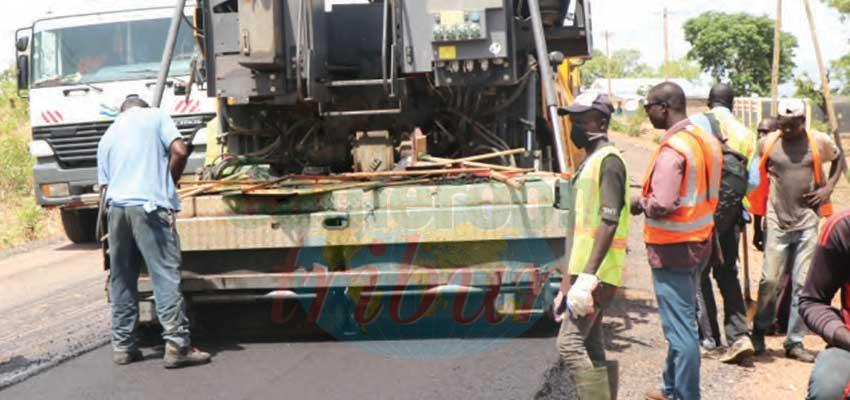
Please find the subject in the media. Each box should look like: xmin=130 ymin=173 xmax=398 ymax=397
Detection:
xmin=568 ymin=145 xmax=630 ymax=286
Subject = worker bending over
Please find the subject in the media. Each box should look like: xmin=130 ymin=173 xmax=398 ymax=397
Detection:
xmin=801 ymin=210 xmax=850 ymax=399
xmin=97 ymin=96 xmax=211 ymax=368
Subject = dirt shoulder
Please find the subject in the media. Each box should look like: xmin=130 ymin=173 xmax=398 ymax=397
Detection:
xmin=609 ymin=131 xmax=829 ymax=400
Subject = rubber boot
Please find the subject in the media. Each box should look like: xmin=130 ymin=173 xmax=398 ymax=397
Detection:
xmin=573 ymin=365 xmax=611 ymax=400
xmin=601 ymin=360 xmax=619 ymax=400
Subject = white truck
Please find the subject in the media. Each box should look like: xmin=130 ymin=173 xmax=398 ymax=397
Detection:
xmin=15 ymin=1 xmax=216 ymax=243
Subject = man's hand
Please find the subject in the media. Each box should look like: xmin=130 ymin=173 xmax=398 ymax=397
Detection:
xmin=752 ymin=225 xmax=765 ymax=252
xmin=566 ymin=273 xmax=599 ymax=318
xmin=552 ymin=291 xmax=566 ymax=323
xmin=630 ymin=195 xmax=644 ymax=216
xmin=803 ymin=185 xmax=833 ymax=209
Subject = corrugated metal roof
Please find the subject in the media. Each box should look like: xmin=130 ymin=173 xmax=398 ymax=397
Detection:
xmin=589 ymin=78 xmax=711 ymax=100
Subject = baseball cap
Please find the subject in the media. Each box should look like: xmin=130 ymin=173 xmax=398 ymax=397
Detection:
xmin=558 ymin=91 xmax=614 ymax=117
xmin=777 ymin=98 xmax=805 ymax=118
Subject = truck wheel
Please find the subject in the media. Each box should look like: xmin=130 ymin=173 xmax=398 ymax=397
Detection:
xmin=60 ymin=208 xmax=98 ymax=244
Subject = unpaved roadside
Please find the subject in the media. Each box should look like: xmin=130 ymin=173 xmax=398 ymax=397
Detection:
xmin=611 ymin=131 xmax=824 ymax=400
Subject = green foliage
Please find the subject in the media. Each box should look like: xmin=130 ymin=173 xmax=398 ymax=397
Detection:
xmin=656 ymin=58 xmax=702 ymax=80
xmin=0 ymin=69 xmax=32 ymax=199
xmin=823 ymin=0 xmax=850 ymax=14
xmin=0 ymin=66 xmax=47 ymax=249
xmin=15 ymin=199 xmax=43 ymax=241
xmin=581 ymin=49 xmax=702 ymax=87
xmin=683 ymin=12 xmax=798 ymax=96
xmin=610 ymin=108 xmax=649 ymax=137
xmin=794 ymin=73 xmax=826 ymax=113
xmin=0 ymin=133 xmax=31 ymax=197
xmin=832 ymin=54 xmax=850 ymax=95
xmin=580 ymin=48 xmax=653 ymax=84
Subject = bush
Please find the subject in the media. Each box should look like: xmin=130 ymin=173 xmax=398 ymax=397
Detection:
xmin=0 ymin=133 xmax=32 ymax=198
xmin=610 ymin=108 xmax=649 ymax=137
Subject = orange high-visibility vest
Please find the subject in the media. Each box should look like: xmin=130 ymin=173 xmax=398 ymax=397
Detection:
xmin=747 ymin=130 xmax=833 ymax=218
xmin=642 ymin=124 xmax=723 ymax=245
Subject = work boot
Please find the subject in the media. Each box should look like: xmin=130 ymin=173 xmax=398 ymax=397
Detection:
xmin=751 ymin=332 xmax=766 ymax=355
xmin=600 ymin=360 xmax=619 ymax=400
xmin=573 ymin=366 xmax=611 ymax=400
xmin=785 ymin=344 xmax=815 ymax=363
xmin=700 ymin=344 xmax=725 ymax=360
xmin=719 ymin=336 xmax=755 ymax=364
xmin=163 ymin=341 xmax=211 ymax=369
xmin=112 ymin=349 xmax=143 ymax=365
xmin=643 ymin=389 xmax=672 ymax=400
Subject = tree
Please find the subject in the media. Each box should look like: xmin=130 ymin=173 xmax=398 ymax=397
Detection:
xmin=655 ymin=58 xmax=702 ymax=80
xmin=683 ymin=12 xmax=798 ymax=96
xmin=794 ymin=72 xmax=826 ymax=113
xmin=823 ymin=0 xmax=850 ymax=15
xmin=832 ymin=54 xmax=850 ymax=95
xmin=579 ymin=48 xmax=654 ymax=85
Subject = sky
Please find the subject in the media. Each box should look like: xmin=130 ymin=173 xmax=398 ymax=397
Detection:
xmin=3 ymin=0 xmax=849 ymax=93
xmin=589 ymin=0 xmax=850 ymax=93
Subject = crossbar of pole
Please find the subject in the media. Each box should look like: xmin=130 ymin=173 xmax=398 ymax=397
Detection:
xmin=153 ymin=0 xmax=188 ymax=107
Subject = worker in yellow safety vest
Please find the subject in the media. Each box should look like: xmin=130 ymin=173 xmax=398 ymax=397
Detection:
xmin=552 ymin=91 xmax=629 ymax=400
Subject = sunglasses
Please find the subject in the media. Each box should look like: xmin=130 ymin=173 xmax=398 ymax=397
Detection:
xmin=643 ymin=101 xmax=667 ymax=113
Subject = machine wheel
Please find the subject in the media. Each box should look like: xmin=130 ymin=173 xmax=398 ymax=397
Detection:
xmin=60 ymin=208 xmax=98 ymax=244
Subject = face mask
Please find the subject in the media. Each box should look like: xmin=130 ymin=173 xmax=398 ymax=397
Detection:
xmin=571 ymin=124 xmax=591 ymax=149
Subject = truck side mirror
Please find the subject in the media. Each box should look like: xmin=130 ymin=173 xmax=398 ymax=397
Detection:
xmin=16 ymin=36 xmax=29 ymax=52
xmin=17 ymin=54 xmax=29 ymax=93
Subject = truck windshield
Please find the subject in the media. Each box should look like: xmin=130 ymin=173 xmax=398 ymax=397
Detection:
xmin=31 ymin=17 xmax=196 ymax=88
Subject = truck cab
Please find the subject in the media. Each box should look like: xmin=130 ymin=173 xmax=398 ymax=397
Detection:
xmin=15 ymin=2 xmax=216 ymax=243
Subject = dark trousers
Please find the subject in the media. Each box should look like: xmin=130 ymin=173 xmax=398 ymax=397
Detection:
xmin=696 ymin=225 xmax=749 ymax=346
xmin=108 ymin=206 xmax=190 ymax=351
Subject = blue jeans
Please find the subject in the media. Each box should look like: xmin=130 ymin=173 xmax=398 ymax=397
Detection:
xmin=108 ymin=206 xmax=190 ymax=351
xmin=808 ymin=347 xmax=850 ymax=400
xmin=753 ymin=226 xmax=817 ymax=350
xmin=652 ymin=267 xmax=701 ymax=400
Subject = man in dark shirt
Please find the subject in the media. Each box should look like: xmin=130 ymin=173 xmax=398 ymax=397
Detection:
xmin=749 ymin=99 xmax=843 ymax=362
xmin=800 ymin=210 xmax=850 ymax=399
xmin=552 ymin=91 xmax=627 ymax=400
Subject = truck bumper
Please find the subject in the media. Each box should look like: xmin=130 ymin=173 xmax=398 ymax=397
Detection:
xmin=33 ymin=151 xmax=207 ymax=208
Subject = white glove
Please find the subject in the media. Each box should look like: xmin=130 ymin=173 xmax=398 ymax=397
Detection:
xmin=566 ymin=273 xmax=600 ymax=318
xmin=553 ymin=290 xmax=566 ymax=323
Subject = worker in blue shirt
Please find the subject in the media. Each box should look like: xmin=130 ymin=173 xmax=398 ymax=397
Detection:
xmin=97 ymin=96 xmax=210 ymax=368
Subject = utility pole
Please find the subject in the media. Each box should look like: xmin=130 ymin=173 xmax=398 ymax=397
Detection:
xmin=605 ymin=30 xmax=613 ymax=101
xmin=802 ymin=0 xmax=848 ymax=180
xmin=770 ymin=0 xmax=782 ymax=116
xmin=663 ymin=6 xmax=670 ymax=81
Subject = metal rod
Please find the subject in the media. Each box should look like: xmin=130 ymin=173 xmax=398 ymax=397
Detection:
xmin=803 ymin=0 xmax=849 ymax=180
xmin=770 ymin=0 xmax=782 ymax=116
xmin=663 ymin=6 xmax=669 ymax=80
xmin=153 ymin=0 xmax=187 ymax=107
xmin=527 ymin=0 xmax=568 ymax=173
xmin=605 ymin=30 xmax=613 ymax=99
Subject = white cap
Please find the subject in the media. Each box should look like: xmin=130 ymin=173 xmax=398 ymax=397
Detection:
xmin=778 ymin=98 xmax=805 ymax=118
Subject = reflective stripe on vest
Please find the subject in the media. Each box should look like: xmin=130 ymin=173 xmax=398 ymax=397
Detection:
xmin=748 ymin=130 xmax=833 ymax=217
xmin=642 ymin=124 xmax=721 ymax=245
xmin=568 ymin=145 xmax=630 ymax=287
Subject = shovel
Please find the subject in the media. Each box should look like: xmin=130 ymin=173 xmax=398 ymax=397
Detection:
xmin=742 ymin=225 xmax=756 ymax=320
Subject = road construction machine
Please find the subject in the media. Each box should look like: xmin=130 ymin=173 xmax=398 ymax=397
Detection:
xmin=142 ymin=0 xmax=592 ymax=341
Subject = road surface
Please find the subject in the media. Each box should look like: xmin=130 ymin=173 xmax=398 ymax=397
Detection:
xmin=0 ymin=135 xmax=779 ymax=399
